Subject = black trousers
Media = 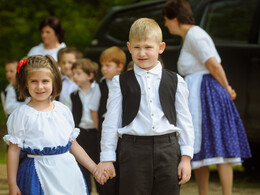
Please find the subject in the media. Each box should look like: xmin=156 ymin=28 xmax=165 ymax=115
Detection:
xmin=77 ymin=128 xmax=100 ymax=193
xmin=119 ymin=133 xmax=181 ymax=195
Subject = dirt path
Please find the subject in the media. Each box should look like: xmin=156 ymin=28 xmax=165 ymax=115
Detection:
xmin=1 ymin=164 xmax=259 ymax=195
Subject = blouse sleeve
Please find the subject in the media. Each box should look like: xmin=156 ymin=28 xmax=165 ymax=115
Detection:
xmin=62 ymin=103 xmax=80 ymax=141
xmin=3 ymin=109 xmax=25 ymax=148
xmin=188 ymin=32 xmax=217 ymax=65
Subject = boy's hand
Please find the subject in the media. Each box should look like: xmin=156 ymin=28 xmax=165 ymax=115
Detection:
xmin=178 ymin=155 xmax=191 ymax=185
xmin=93 ymin=161 xmax=115 ymax=185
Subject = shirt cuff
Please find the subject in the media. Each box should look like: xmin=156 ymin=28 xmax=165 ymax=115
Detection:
xmin=100 ymin=151 xmax=116 ymax=162
xmin=180 ymin=145 xmax=194 ymax=159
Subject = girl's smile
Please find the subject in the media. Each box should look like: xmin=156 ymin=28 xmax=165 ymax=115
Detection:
xmin=27 ymin=68 xmax=53 ymax=104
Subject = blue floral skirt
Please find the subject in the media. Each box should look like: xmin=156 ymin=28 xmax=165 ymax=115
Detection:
xmin=17 ymin=142 xmax=89 ymax=195
xmin=192 ymin=74 xmax=251 ymax=162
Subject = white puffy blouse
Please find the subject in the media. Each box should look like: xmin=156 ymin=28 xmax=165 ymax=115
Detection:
xmin=4 ymin=101 xmax=79 ymax=150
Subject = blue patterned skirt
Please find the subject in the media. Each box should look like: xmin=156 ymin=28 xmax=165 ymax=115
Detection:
xmin=192 ymin=74 xmax=251 ymax=162
xmin=17 ymin=142 xmax=88 ymax=195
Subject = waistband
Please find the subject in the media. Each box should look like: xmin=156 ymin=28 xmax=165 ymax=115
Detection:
xmin=122 ymin=132 xmax=177 ymax=143
xmin=27 ymin=151 xmax=68 ymax=159
xmin=79 ymin=128 xmax=97 ymax=132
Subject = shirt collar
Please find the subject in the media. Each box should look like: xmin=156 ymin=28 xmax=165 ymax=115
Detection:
xmin=78 ymin=81 xmax=96 ymax=95
xmin=134 ymin=61 xmax=162 ymax=76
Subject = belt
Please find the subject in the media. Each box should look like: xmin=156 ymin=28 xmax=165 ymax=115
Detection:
xmin=122 ymin=132 xmax=177 ymax=143
xmin=79 ymin=128 xmax=97 ymax=132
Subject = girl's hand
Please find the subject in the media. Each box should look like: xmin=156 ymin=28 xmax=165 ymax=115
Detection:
xmin=93 ymin=161 xmax=115 ymax=185
xmin=227 ymin=85 xmax=237 ymax=100
xmin=9 ymin=183 xmax=21 ymax=195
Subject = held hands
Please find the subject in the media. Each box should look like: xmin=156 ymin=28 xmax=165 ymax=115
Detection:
xmin=93 ymin=161 xmax=116 ymax=185
xmin=178 ymin=155 xmax=191 ymax=185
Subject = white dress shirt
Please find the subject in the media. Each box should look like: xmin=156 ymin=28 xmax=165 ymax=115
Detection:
xmin=100 ymin=62 xmax=194 ymax=162
xmin=4 ymin=84 xmax=25 ymax=115
xmin=64 ymin=82 xmax=100 ymax=129
xmin=88 ymin=78 xmax=113 ymax=118
xmin=59 ymin=76 xmax=78 ymax=104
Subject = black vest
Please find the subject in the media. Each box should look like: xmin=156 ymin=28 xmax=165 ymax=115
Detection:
xmin=119 ymin=69 xmax=178 ymax=127
xmin=98 ymin=79 xmax=109 ymax=131
xmin=70 ymin=90 xmax=82 ymax=128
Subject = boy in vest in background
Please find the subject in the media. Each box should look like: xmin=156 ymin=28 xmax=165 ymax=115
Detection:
xmin=1 ymin=59 xmax=25 ymax=116
xmin=64 ymin=58 xmax=100 ymax=194
xmin=57 ymin=47 xmax=82 ymax=103
xmin=94 ymin=18 xmax=194 ymax=195
xmin=90 ymin=46 xmax=126 ymax=195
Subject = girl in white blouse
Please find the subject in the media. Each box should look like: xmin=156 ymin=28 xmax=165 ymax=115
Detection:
xmin=3 ymin=55 xmax=110 ymax=195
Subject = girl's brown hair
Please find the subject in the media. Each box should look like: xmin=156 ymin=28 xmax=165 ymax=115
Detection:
xmin=162 ymin=0 xmax=195 ymax=25
xmin=15 ymin=55 xmax=62 ymax=101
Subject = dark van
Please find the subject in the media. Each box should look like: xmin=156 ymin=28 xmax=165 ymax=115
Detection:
xmin=85 ymin=0 xmax=260 ymax=172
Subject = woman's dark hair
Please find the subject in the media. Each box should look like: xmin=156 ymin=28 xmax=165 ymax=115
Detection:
xmin=39 ymin=16 xmax=65 ymax=43
xmin=16 ymin=55 xmax=62 ymax=101
xmin=162 ymin=0 xmax=195 ymax=25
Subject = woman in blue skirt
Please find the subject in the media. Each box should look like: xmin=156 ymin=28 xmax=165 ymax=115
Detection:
xmin=163 ymin=1 xmax=251 ymax=195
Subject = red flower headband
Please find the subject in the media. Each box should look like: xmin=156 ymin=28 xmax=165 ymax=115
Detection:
xmin=17 ymin=58 xmax=27 ymax=73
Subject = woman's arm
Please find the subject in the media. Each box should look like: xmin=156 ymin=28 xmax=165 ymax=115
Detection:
xmin=205 ymin=57 xmax=236 ymax=100
xmin=7 ymin=143 xmax=21 ymax=195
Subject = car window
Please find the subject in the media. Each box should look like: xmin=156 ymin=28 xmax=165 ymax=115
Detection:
xmin=201 ymin=0 xmax=258 ymax=44
xmin=106 ymin=3 xmax=180 ymax=46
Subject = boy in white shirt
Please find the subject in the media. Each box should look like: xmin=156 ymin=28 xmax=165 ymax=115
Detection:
xmin=94 ymin=18 xmax=194 ymax=195
xmin=57 ymin=47 xmax=82 ymax=103
xmin=64 ymin=58 xmax=100 ymax=194
xmin=1 ymin=59 xmax=25 ymax=116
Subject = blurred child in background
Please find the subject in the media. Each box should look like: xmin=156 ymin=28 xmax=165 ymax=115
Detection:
xmin=1 ymin=59 xmax=26 ymax=116
xmin=57 ymin=47 xmax=82 ymax=103
xmin=64 ymin=58 xmax=101 ymax=194
xmin=90 ymin=46 xmax=126 ymax=195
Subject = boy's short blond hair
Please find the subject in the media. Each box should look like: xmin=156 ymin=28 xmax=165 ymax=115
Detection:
xmin=129 ymin=18 xmax=163 ymax=44
xmin=99 ymin=46 xmax=126 ymax=67
xmin=72 ymin=58 xmax=98 ymax=82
